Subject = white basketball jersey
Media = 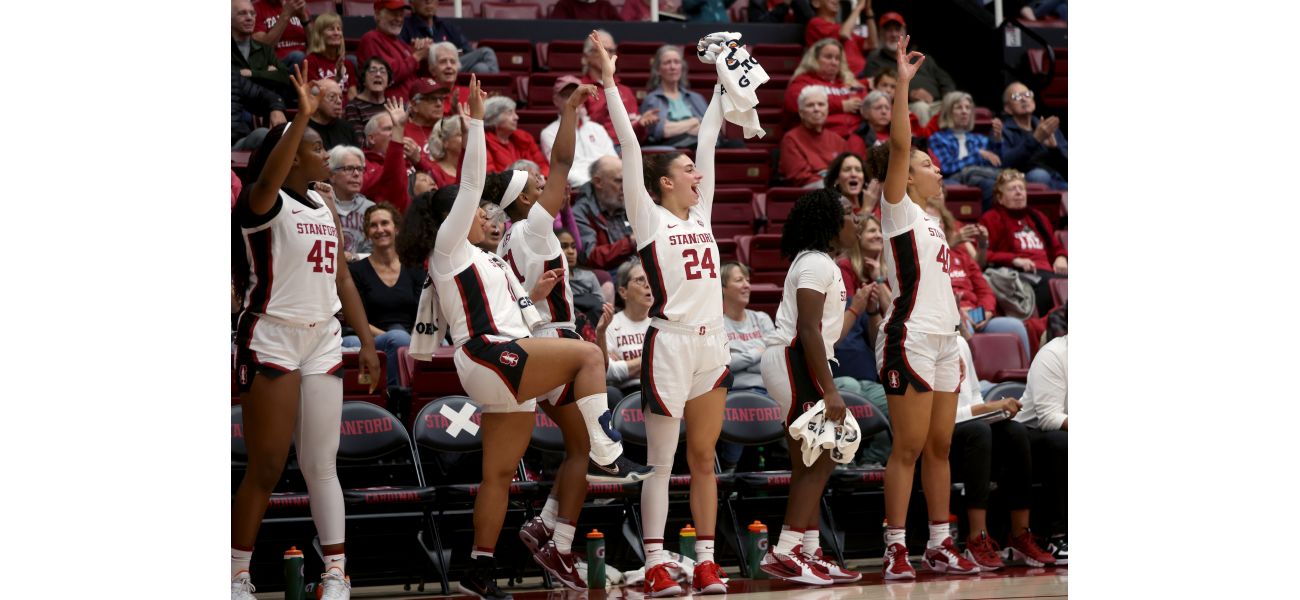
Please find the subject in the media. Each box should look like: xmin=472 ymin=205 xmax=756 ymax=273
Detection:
xmin=431 ymin=243 xmax=534 ymax=346
xmin=240 ymin=189 xmax=342 ymax=323
xmin=768 ymin=251 xmax=847 ymax=361
xmin=497 ymin=203 xmax=575 ymax=330
xmin=637 ymin=204 xmax=723 ymax=325
xmin=879 ymin=195 xmax=960 ymax=336
xmin=604 ymin=311 xmax=650 ymax=364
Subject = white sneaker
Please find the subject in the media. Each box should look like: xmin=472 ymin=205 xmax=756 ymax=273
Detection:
xmin=231 ymin=571 xmax=256 ymax=600
xmin=318 ymin=568 xmax=351 ymax=600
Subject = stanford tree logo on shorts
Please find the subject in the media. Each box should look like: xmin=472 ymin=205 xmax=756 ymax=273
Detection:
xmin=499 ymin=351 xmax=520 ymax=367
xmin=238 ymin=365 xmax=250 ymax=386
xmin=887 ymin=370 xmax=901 ymax=389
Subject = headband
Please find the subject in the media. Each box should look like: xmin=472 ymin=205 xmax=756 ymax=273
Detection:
xmin=499 ymin=170 xmax=529 ymax=211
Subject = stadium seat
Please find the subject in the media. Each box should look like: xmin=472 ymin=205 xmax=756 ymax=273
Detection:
xmin=544 ymin=40 xmax=586 ymax=72
xmin=746 ymin=234 xmax=786 ymax=286
xmin=1028 ymin=190 xmax=1063 ymax=219
xmin=1026 ymin=48 xmax=1067 ymax=109
xmin=717 ymin=238 xmax=738 ymax=263
xmin=755 ymin=75 xmax=790 ymax=108
xmin=525 ymin=72 xmax=579 ymax=107
xmin=762 ymin=187 xmax=803 ymax=227
xmin=751 ymin=44 xmax=804 ymax=78
xmin=481 ymin=2 xmax=542 ymax=19
xmin=307 ymin=1 xmax=336 ymax=15
xmin=620 ymin=72 xmax=653 ymax=103
xmin=456 ymin=72 xmax=516 ymax=99
xmin=711 ymin=187 xmax=756 ymax=239
xmin=343 ymin=350 xmax=388 ymax=407
xmin=515 ymin=107 xmax=553 ymax=139
xmin=341 ymin=0 xmax=373 ymax=17
xmin=747 ymin=282 xmax=781 ymax=317
xmin=969 ymin=333 xmax=1030 ymax=382
xmin=617 ymin=41 xmax=667 ymax=74
xmin=408 ymin=347 xmax=466 ymax=429
xmin=945 ymin=184 xmax=982 ymax=221
xmin=715 ymin=148 xmax=770 ymax=186
xmin=719 ymin=390 xmax=788 ymax=576
xmin=1049 ymin=277 xmax=1067 ymax=307
xmin=477 ymin=39 xmax=533 ymax=73
xmin=232 ymin=150 xmax=251 ymax=168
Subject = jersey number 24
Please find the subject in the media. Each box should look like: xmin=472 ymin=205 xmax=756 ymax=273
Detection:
xmin=682 ymin=248 xmax=717 ymax=280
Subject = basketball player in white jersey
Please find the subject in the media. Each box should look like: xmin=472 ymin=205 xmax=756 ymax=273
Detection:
xmin=231 ymin=65 xmax=382 ymax=600
xmin=592 ymin=31 xmax=730 ymax=596
xmin=485 ymin=83 xmax=652 ymax=589
xmin=757 ymin=189 xmax=871 ymax=586
xmin=394 ymin=77 xmax=622 ymax=600
xmin=870 ymin=37 xmax=979 ymax=579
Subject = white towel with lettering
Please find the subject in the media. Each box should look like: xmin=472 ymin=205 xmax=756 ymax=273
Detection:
xmin=698 ymin=32 xmax=769 ymax=139
xmin=410 ymin=275 xmax=445 ymax=361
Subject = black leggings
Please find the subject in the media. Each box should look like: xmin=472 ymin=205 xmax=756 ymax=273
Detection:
xmin=1030 ymin=271 xmax=1063 ymax=317
xmin=950 ymin=418 xmax=1033 ymax=511
xmin=1027 ymin=426 xmax=1068 ymax=535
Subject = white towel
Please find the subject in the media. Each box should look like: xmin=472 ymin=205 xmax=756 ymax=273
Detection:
xmin=699 ymin=32 xmax=769 ymax=139
xmin=410 ymin=275 xmax=445 ymax=361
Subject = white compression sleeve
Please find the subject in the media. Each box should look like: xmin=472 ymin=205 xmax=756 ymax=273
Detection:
xmin=296 ymin=374 xmax=346 ymax=546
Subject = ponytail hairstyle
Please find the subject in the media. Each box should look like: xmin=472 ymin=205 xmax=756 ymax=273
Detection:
xmin=396 ymin=186 xmax=460 ymax=267
xmin=643 ymin=151 xmax=682 ymax=201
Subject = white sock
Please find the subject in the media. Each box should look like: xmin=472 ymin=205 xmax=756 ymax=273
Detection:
xmin=231 ymin=547 xmax=253 ymax=579
xmin=884 ymin=527 xmax=906 ymax=548
xmin=802 ymin=528 xmax=820 ymax=556
xmin=470 ymin=546 xmax=494 ymax=560
xmin=775 ymin=526 xmax=801 ymax=554
xmin=553 ymin=518 xmax=576 ymax=554
xmin=696 ymin=536 xmax=715 ymax=563
xmin=644 ymin=539 xmax=665 ymax=567
xmin=576 ymin=394 xmax=622 ymax=465
xmin=928 ymin=521 xmax=949 ymax=549
xmin=540 ymin=495 xmax=559 ymax=531
xmin=323 ymin=553 xmax=345 ymax=574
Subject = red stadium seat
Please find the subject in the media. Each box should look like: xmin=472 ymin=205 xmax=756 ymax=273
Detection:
xmin=482 ymin=2 xmax=543 ymax=19
xmin=618 ymin=42 xmax=667 ymax=74
xmin=516 ymin=108 xmax=553 ymax=139
xmin=341 ymin=0 xmax=373 ymax=17
xmin=755 ymin=76 xmax=790 ymax=108
xmin=968 ymin=333 xmax=1030 ymax=383
xmin=746 ymin=234 xmax=786 ymax=286
xmin=751 ymin=44 xmax=804 ymax=78
xmin=714 ymin=149 xmax=770 ymax=186
xmin=762 ymin=187 xmax=804 ymax=226
xmin=524 ymin=72 xmax=580 ymax=107
xmin=619 ymin=72 xmax=653 ymax=103
xmin=342 ymin=350 xmax=388 ymax=407
xmin=748 ymin=282 xmax=782 ymax=316
xmin=456 ymin=72 xmax=517 ymax=99
xmin=716 ymin=238 xmax=738 ymax=263
xmin=711 ymin=187 xmax=755 ymax=239
xmin=1028 ymin=190 xmax=1063 ymax=220
xmin=408 ymin=347 xmax=466 ymax=429
xmin=1026 ymin=48 xmax=1067 ymax=109
xmin=944 ymin=184 xmax=982 ymax=221
xmin=232 ymin=150 xmax=251 ymax=168
xmin=307 ymin=1 xmax=336 ymax=15
xmin=1049 ymin=277 xmax=1067 ymax=307
xmin=545 ymin=40 xmax=586 ymax=72
xmin=478 ymin=39 xmax=533 ymax=73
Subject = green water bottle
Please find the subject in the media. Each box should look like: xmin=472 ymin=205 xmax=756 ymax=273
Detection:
xmin=679 ymin=524 xmax=697 ymax=561
xmin=586 ymin=529 xmax=606 ymax=589
xmin=283 ymin=546 xmax=305 ymax=600
xmin=747 ymin=521 xmax=768 ymax=579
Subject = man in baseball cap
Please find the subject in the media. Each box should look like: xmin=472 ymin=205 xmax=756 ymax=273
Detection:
xmin=358 ymin=0 xmax=429 ymax=99
xmin=541 ymin=76 xmax=615 ymax=188
xmin=405 ymin=77 xmax=451 ymax=173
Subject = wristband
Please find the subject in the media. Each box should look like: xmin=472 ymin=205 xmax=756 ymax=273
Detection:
xmin=846 ymin=306 xmax=861 ymax=319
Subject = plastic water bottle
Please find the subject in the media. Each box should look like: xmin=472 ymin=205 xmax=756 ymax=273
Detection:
xmin=747 ymin=521 xmax=768 ymax=579
xmin=283 ymin=546 xmax=305 ymax=600
xmin=586 ymin=529 xmax=606 ymax=589
xmin=679 ymin=524 xmax=697 ymax=561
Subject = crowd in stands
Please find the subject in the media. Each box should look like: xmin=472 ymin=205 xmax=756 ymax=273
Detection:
xmin=231 ymin=0 xmax=1067 ymax=559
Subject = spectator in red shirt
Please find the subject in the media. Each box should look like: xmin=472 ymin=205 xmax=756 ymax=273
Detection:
xmin=427 ymin=110 xmax=465 ymax=189
xmin=345 ymin=58 xmax=392 ymax=142
xmin=804 ymin=0 xmax=876 ymax=77
xmin=358 ymin=0 xmax=432 ymax=101
xmin=824 ymin=151 xmax=881 ymax=218
xmin=621 ymin=0 xmax=682 ymax=21
xmin=428 ymin=42 xmax=472 ymax=115
xmin=253 ymin=0 xmax=309 ymax=69
xmin=784 ymin=38 xmax=866 ymax=139
xmin=780 ymin=87 xmax=851 ymax=187
xmin=580 ymin=30 xmax=656 ymax=141
xmin=550 ymin=0 xmax=622 ymax=20
xmin=484 ymin=96 xmax=550 ymax=175
xmin=404 ymin=78 xmax=450 ymax=174
xmin=304 ymin=13 xmax=357 ymax=101
xmin=359 ymin=99 xmax=415 ymax=209
xmin=979 ymin=169 xmax=1066 ymax=317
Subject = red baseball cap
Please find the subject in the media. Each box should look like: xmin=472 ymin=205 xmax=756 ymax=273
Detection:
xmin=879 ymin=12 xmax=906 ymax=29
xmin=410 ymin=78 xmax=451 ymax=100
xmin=373 ymin=0 xmax=411 ymax=12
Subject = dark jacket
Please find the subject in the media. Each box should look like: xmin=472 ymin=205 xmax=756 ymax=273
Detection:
xmin=999 ymin=114 xmax=1068 ymax=179
xmin=231 ymin=72 xmax=286 ymax=143
xmin=863 ymin=46 xmax=955 ymax=99
xmin=747 ymin=0 xmax=813 ymax=23
xmin=571 ymin=185 xmax=636 ymax=270
xmin=399 ymin=13 xmax=470 ymax=52
xmin=232 ymin=38 xmax=290 ymax=90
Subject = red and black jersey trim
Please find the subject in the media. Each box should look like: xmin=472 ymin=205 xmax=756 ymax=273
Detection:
xmin=880 ymin=231 xmax=931 ymax=395
xmin=782 ymin=336 xmax=828 ymax=425
xmin=233 ymin=312 xmax=292 ymax=393
xmin=463 ymin=336 xmax=528 ymax=398
xmin=246 ymin=228 xmax=274 ymax=314
xmin=639 ymin=327 xmax=674 ymax=417
xmin=454 ymin=264 xmax=499 ymax=340
xmin=543 ymin=256 xmax=573 ymax=323
xmin=638 ymin=242 xmax=670 ymax=320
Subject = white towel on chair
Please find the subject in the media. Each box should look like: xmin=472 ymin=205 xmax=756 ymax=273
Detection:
xmin=409 ymin=275 xmax=445 ymax=361
xmin=699 ymin=32 xmax=769 ymax=139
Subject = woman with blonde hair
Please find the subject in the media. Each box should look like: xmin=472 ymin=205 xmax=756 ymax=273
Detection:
xmin=304 ymin=13 xmax=358 ymax=100
xmin=427 ymin=114 xmax=465 ymax=189
xmin=784 ymin=38 xmax=867 ymax=138
xmin=929 ymin=90 xmax=1003 ymax=204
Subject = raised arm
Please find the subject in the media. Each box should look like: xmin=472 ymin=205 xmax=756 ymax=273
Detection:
xmin=589 ymin=31 xmax=657 ymax=240
xmin=883 ymin=35 xmax=923 ymax=206
xmin=432 ymin=76 xmax=486 ymax=273
xmin=537 ymin=84 xmax=596 ymax=218
xmin=695 ymin=85 xmax=723 ymax=214
xmin=248 ymin=64 xmax=317 ymax=216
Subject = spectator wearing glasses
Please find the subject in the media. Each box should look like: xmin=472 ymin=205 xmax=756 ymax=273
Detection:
xmin=360 ymin=98 xmax=415 ymax=209
xmin=929 ymin=91 xmax=1003 ymax=204
xmin=327 ymin=145 xmax=378 ymax=259
xmin=404 ymin=78 xmax=451 ymax=174
xmin=579 ymin=30 xmax=657 ymax=142
xmin=999 ymin=82 xmax=1067 ymax=190
xmin=400 ymin=0 xmax=500 ymax=74
xmin=346 ymin=58 xmax=394 ymax=141
xmin=308 ymin=79 xmax=360 ymax=150
xmin=358 ymin=0 xmax=433 ymax=101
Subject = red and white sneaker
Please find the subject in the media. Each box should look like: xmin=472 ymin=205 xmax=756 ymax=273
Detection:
xmin=643 ymin=563 xmax=683 ymax=598
xmin=802 ymin=546 xmax=862 ymax=583
xmin=1004 ymin=530 xmax=1057 ymax=567
xmin=922 ymin=538 xmax=980 ymax=575
xmin=882 ymin=543 xmax=916 ymax=580
xmin=518 ymin=516 xmax=552 ymax=555
xmin=759 ymin=545 xmax=832 ymax=585
xmin=691 ymin=560 xmax=728 ymax=595
xmin=963 ymin=532 xmax=1005 ymax=572
xmin=532 ymin=541 xmax=586 ymax=591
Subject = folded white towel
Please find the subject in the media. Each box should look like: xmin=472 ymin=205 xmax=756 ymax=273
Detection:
xmin=699 ymin=32 xmax=769 ymax=139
